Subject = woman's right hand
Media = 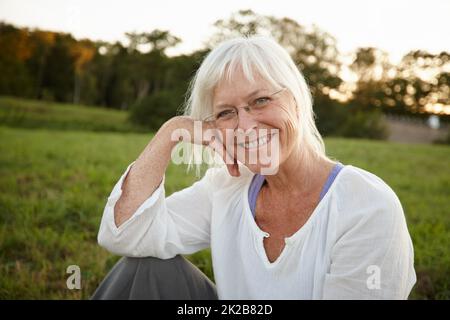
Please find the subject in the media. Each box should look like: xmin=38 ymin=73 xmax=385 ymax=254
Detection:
xmin=165 ymin=116 xmax=240 ymax=177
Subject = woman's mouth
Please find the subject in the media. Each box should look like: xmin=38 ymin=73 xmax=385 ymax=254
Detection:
xmin=237 ymin=133 xmax=275 ymax=150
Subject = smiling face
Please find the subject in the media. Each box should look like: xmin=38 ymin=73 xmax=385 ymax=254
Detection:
xmin=211 ymin=68 xmax=300 ymax=174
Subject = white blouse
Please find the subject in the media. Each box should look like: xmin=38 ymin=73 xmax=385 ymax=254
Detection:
xmin=97 ymin=162 xmax=416 ymax=299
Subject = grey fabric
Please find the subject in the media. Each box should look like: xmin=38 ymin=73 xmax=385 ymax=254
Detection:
xmin=91 ymin=255 xmax=218 ymax=300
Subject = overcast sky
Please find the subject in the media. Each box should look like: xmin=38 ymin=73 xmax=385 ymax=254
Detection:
xmin=1 ymin=0 xmax=449 ymax=62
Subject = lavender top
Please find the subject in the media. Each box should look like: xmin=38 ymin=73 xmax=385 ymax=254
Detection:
xmin=248 ymin=162 xmax=345 ymax=217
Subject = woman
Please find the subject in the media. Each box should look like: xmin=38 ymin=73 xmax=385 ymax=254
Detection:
xmin=92 ymin=36 xmax=416 ymax=300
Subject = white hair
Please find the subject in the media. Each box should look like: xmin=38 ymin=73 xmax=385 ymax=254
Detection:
xmin=182 ymin=35 xmax=329 ymax=175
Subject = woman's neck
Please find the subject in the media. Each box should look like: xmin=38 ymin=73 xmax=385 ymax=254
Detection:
xmin=263 ymin=145 xmax=335 ymax=197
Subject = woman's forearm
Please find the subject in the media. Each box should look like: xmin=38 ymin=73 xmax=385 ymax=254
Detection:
xmin=113 ymin=117 xmax=184 ymax=227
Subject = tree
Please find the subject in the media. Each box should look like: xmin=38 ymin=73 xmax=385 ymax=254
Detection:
xmin=349 ymin=48 xmax=450 ymax=118
xmin=70 ymin=40 xmax=95 ymax=104
xmin=0 ymin=23 xmax=34 ymax=97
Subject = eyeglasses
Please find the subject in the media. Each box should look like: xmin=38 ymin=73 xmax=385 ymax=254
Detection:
xmin=203 ymin=87 xmax=287 ymax=129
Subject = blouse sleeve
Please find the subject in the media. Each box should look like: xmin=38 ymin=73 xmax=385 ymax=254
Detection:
xmin=97 ymin=162 xmax=218 ymax=259
xmin=322 ymin=172 xmax=417 ymax=299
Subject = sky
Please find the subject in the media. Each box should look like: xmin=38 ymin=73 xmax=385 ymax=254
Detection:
xmin=0 ymin=0 xmax=449 ymax=63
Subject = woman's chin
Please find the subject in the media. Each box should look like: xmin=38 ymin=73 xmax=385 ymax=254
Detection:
xmin=242 ymin=162 xmax=280 ymax=175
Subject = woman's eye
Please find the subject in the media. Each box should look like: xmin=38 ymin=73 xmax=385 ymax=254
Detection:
xmin=217 ymin=109 xmax=235 ymax=118
xmin=254 ymin=97 xmax=270 ymax=106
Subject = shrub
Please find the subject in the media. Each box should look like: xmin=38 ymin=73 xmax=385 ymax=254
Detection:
xmin=338 ymin=108 xmax=389 ymax=140
xmin=129 ymin=90 xmax=183 ymax=130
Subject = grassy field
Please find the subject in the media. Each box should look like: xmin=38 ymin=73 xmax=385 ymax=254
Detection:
xmin=0 ymin=96 xmax=147 ymax=133
xmin=0 ymin=97 xmax=449 ymax=299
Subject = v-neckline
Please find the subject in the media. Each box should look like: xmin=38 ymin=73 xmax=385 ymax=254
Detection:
xmin=242 ymin=164 xmax=349 ymax=268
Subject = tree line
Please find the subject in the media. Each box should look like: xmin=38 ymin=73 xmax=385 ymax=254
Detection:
xmin=0 ymin=10 xmax=448 ymax=137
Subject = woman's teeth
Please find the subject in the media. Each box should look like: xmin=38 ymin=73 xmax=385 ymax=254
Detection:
xmin=238 ymin=134 xmax=272 ymax=149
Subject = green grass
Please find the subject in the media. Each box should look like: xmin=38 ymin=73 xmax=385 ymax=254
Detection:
xmin=0 ymin=125 xmax=205 ymax=299
xmin=0 ymin=97 xmax=448 ymax=299
xmin=0 ymin=96 xmax=147 ymax=133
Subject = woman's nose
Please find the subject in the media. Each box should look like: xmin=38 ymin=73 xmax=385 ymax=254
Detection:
xmin=236 ymin=109 xmax=258 ymax=131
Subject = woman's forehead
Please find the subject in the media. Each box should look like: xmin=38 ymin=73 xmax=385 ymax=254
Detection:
xmin=213 ymin=72 xmax=272 ymax=101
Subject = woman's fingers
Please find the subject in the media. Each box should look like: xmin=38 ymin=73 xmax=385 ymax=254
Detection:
xmin=168 ymin=118 xmax=240 ymax=177
xmin=226 ymin=158 xmax=240 ymax=177
xmin=207 ymin=132 xmax=240 ymax=177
